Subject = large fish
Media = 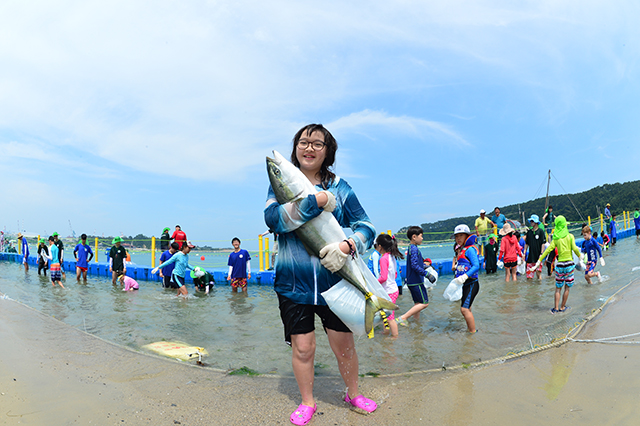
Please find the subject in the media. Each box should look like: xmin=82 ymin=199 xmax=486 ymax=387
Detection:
xmin=266 ymin=150 xmax=398 ymax=338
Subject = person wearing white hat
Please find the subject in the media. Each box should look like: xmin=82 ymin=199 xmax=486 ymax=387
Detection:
xmin=452 ymin=224 xmax=479 ymax=333
xmin=474 ymin=209 xmax=495 ymax=257
xmin=498 ymin=223 xmax=523 ymax=282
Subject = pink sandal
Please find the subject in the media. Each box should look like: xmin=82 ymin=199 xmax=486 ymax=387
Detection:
xmin=345 ymin=394 xmax=377 ymax=414
xmin=290 ymin=403 xmax=316 ymax=425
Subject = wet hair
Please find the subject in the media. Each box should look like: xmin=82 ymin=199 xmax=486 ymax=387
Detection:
xmin=375 ymin=234 xmax=404 ymax=260
xmin=81 ymin=233 xmax=87 ymax=240
xmin=406 ymin=226 xmax=423 ymax=240
xmin=170 ymin=242 xmax=180 ymax=250
xmin=232 ymin=237 xmax=241 ymax=244
xmin=290 ymin=124 xmax=337 ymax=190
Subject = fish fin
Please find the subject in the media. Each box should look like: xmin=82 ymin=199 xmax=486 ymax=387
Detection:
xmin=376 ymin=296 xmax=399 ymax=312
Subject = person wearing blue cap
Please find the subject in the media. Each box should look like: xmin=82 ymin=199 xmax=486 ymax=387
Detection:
xmin=524 ymin=214 xmax=546 ymax=279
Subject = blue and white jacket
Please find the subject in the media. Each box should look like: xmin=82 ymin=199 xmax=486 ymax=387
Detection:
xmin=264 ymin=177 xmax=375 ymax=305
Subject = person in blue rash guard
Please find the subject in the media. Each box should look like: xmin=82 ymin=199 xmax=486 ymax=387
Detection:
xmin=580 ymin=226 xmax=604 ymax=284
xmin=159 ymin=242 xmax=179 ymax=288
xmin=634 ymin=210 xmax=640 ymax=239
xmin=151 ymin=241 xmax=196 ymax=296
xmin=18 ymin=233 xmax=29 ymax=271
xmin=491 ymin=207 xmax=507 ymax=232
xmin=74 ymin=233 xmax=94 ymax=281
xmin=610 ymin=214 xmax=618 ymax=246
xmin=264 ymin=124 xmax=377 ymax=425
xmin=452 ymin=224 xmax=480 ymax=333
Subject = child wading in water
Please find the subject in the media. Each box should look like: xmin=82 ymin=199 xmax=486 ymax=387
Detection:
xmin=531 ymin=216 xmax=583 ymax=313
xmin=42 ymin=236 xmax=65 ymax=288
xmin=396 ymin=226 xmax=432 ymax=326
xmin=375 ymin=234 xmax=404 ymax=337
xmin=581 ymin=226 xmax=605 ymax=284
xmin=452 ymin=225 xmax=479 ymax=333
xmin=498 ymin=223 xmax=522 ymax=282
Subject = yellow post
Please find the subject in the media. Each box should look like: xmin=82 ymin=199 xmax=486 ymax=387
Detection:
xmin=18 ymin=237 xmax=21 ymax=255
xmin=600 ymin=214 xmax=604 ymax=234
xmin=587 ymin=217 xmax=591 ymax=229
xmin=265 ymin=237 xmax=270 ymax=270
xmin=627 ymin=211 xmax=630 ymax=230
xmin=623 ymin=211 xmax=627 ymax=230
xmin=387 ymin=229 xmax=392 ymax=236
xmin=95 ymin=237 xmax=99 ymax=262
xmin=151 ymin=236 xmax=156 ymax=268
xmin=258 ymin=234 xmax=264 ymax=272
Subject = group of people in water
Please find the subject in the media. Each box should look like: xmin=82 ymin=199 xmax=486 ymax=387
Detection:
xmin=16 ymin=225 xmax=253 ymax=298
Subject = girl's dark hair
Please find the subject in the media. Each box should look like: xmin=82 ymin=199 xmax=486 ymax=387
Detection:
xmin=376 ymin=234 xmax=404 ymax=260
xmin=291 ymin=124 xmax=337 ymax=190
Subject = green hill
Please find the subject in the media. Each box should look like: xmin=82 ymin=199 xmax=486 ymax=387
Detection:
xmin=398 ymin=180 xmax=640 ymax=242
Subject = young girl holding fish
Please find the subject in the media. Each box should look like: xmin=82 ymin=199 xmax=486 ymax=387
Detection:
xmin=264 ymin=124 xmax=377 ymax=425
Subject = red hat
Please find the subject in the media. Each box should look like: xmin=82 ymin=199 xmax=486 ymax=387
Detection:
xmin=424 ymin=258 xmax=432 ymax=264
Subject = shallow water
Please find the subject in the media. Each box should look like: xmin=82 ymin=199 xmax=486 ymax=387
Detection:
xmin=1 ymin=237 xmax=639 ymax=376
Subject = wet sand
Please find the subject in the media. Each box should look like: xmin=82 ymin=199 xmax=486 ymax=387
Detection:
xmin=2 ymin=282 xmax=640 ymax=425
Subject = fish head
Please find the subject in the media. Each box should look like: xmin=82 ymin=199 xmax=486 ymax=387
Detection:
xmin=267 ymin=150 xmax=313 ymax=203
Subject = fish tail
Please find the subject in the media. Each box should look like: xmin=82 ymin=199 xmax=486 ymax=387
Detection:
xmin=364 ymin=293 xmax=399 ymax=338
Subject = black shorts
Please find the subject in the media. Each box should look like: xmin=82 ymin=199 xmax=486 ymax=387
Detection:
xmin=504 ymin=261 xmax=517 ymax=268
xmin=171 ymin=274 xmax=185 ymax=288
xmin=636 ymin=229 xmax=640 ymax=236
xmin=277 ymin=293 xmax=351 ymax=346
xmin=163 ymin=275 xmax=178 ymax=288
xmin=461 ymin=279 xmax=479 ymax=309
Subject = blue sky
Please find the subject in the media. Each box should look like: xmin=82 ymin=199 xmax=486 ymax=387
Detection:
xmin=1 ymin=1 xmax=639 ymax=250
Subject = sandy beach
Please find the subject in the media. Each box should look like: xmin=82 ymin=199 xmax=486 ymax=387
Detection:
xmin=2 ymin=280 xmax=640 ymax=426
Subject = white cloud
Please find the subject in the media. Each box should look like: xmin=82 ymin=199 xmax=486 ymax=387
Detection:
xmin=329 ymin=110 xmax=470 ymax=147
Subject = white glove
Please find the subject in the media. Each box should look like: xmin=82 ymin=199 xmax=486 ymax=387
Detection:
xmin=600 ymin=258 xmax=605 ymax=267
xmin=320 ymin=191 xmax=336 ymax=212
xmin=151 ymin=267 xmax=159 ymax=275
xmin=497 ymin=260 xmax=504 ymax=269
xmin=319 ymin=242 xmax=349 ymax=273
xmin=453 ymin=273 xmax=468 ymax=285
xmin=528 ymin=261 xmax=541 ymax=272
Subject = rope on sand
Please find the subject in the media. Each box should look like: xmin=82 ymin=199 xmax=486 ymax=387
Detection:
xmin=569 ymin=330 xmax=640 ymax=344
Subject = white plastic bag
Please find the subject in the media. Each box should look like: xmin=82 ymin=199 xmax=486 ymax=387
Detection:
xmin=321 ymin=256 xmax=393 ymax=336
xmin=424 ymin=266 xmax=439 ymax=288
xmin=443 ymin=279 xmax=463 ymax=302
xmin=497 ymin=260 xmax=504 ymax=270
xmin=573 ymin=252 xmax=584 ymax=271
xmin=516 ymin=261 xmax=526 ymax=275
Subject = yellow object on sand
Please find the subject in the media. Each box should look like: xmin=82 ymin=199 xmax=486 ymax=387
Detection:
xmin=143 ymin=341 xmax=208 ymax=361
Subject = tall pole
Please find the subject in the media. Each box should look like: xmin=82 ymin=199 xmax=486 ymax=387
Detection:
xmin=544 ymin=169 xmax=551 ymax=212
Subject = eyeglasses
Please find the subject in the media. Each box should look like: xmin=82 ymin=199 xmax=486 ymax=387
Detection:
xmin=297 ymin=139 xmax=326 ymax=151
